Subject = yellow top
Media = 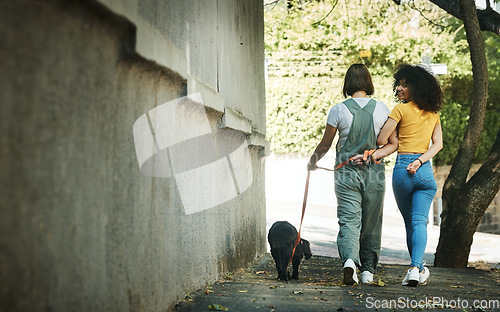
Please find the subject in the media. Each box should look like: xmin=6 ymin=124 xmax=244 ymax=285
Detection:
xmin=388 ymin=101 xmax=440 ymax=154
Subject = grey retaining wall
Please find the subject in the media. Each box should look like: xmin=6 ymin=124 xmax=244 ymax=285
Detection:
xmin=0 ymin=1 xmax=267 ymax=311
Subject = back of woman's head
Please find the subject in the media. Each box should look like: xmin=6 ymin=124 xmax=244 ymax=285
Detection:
xmin=393 ymin=64 xmax=443 ymax=113
xmin=343 ymin=64 xmax=374 ymax=98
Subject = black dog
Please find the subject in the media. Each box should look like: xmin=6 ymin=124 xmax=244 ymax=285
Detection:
xmin=268 ymin=221 xmax=312 ymax=280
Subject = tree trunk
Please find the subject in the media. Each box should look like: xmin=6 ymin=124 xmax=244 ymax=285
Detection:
xmin=435 ymin=131 xmax=500 ymax=267
xmin=434 ymin=0 xmax=498 ymax=268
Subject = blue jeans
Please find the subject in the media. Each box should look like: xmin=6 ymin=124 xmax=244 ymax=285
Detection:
xmin=392 ymin=154 xmax=437 ymax=270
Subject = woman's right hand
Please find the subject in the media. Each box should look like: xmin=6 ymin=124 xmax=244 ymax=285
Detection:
xmin=307 ymin=162 xmax=318 ymax=171
xmin=406 ymin=160 xmax=422 ymax=174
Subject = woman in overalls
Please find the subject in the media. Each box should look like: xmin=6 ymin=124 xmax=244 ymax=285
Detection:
xmin=308 ymin=64 xmax=398 ymax=284
xmin=377 ymin=64 xmax=443 ymax=287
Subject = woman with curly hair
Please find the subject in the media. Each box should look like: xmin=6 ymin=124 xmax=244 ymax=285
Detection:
xmin=377 ymin=64 xmax=443 ymax=287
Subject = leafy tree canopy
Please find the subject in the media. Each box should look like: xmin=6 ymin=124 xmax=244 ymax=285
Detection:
xmin=265 ymin=0 xmax=500 ymax=165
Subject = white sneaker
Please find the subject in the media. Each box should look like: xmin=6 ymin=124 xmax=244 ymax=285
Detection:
xmin=360 ymin=271 xmax=373 ymax=284
xmin=419 ymin=267 xmax=430 ymax=285
xmin=402 ymin=267 xmax=419 ymax=287
xmin=343 ymin=259 xmax=359 ymax=285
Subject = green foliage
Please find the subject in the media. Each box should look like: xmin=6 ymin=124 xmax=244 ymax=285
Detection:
xmin=265 ymin=0 xmax=500 ymax=165
xmin=435 ymin=100 xmax=468 ymax=165
xmin=436 ymin=98 xmax=500 ymax=166
xmin=434 ymin=30 xmax=500 ymax=165
xmin=266 ymin=76 xmax=340 ymax=154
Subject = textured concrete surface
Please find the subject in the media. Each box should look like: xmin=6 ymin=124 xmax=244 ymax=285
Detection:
xmin=0 ymin=1 xmax=266 ymax=311
xmin=100 ymin=0 xmax=266 ymax=134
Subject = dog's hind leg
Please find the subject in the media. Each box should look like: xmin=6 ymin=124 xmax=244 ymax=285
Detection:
xmin=271 ymin=248 xmax=288 ymax=280
xmin=276 ymin=247 xmax=291 ymax=280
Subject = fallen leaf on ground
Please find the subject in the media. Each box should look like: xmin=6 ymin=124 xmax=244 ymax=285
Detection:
xmin=372 ymin=278 xmax=386 ymax=287
xmin=208 ymin=304 xmax=228 ymax=311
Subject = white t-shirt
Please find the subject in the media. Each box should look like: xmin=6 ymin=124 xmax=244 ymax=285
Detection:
xmin=327 ymin=98 xmax=390 ymax=150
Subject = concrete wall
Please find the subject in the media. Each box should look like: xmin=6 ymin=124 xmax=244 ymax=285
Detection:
xmin=0 ymin=1 xmax=266 ymax=311
xmin=433 ymin=165 xmax=500 ymax=234
xmin=101 ymin=0 xmax=267 ymax=137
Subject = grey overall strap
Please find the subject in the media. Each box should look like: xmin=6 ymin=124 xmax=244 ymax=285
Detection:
xmin=336 ymin=98 xmax=378 ymax=166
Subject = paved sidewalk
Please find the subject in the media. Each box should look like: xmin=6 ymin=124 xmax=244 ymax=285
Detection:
xmin=175 ymin=254 xmax=500 ymax=311
xmin=175 ymin=155 xmax=500 ymax=311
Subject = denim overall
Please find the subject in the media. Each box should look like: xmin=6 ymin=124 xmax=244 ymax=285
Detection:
xmin=334 ymin=98 xmax=385 ymax=274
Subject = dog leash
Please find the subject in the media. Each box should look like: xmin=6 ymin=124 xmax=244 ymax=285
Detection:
xmin=290 ymin=170 xmax=311 ymax=262
xmin=290 ymin=149 xmax=380 ymax=261
xmin=333 ymin=149 xmax=380 ymax=170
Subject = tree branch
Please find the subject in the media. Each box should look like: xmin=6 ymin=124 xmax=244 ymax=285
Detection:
xmin=431 ymin=0 xmax=500 ymax=35
xmin=393 ymin=0 xmax=500 ymax=36
xmin=312 ymin=0 xmax=339 ymax=25
xmin=264 ymin=0 xmax=281 ymax=6
xmin=408 ymin=0 xmax=448 ymax=28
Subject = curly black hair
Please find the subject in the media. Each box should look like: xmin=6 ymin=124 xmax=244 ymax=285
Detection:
xmin=393 ymin=64 xmax=443 ymax=113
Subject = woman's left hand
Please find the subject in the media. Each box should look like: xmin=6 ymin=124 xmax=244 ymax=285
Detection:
xmin=350 ymin=154 xmax=365 ymax=165
xmin=350 ymin=153 xmax=381 ymax=166
xmin=406 ymin=160 xmax=421 ymax=174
